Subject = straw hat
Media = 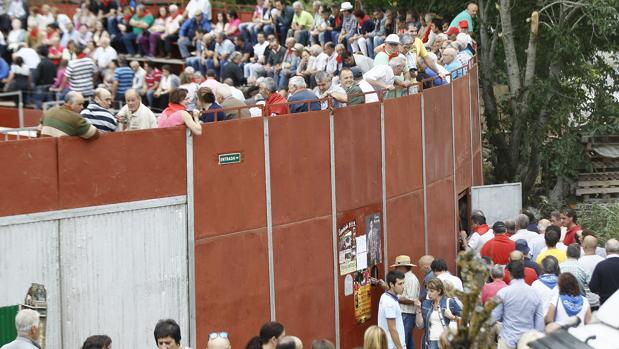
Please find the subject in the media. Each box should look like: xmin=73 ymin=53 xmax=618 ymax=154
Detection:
xmin=391 ymin=255 xmax=416 ymax=267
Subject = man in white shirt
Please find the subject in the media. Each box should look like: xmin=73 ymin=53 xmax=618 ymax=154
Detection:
xmin=314 ymin=71 xmax=346 ymax=109
xmin=92 ymin=37 xmax=117 ymax=71
xmin=116 ymin=89 xmax=157 ymax=130
xmin=579 ymin=235 xmax=605 ymax=309
xmin=378 ymin=270 xmax=407 ymax=349
xmin=15 ymin=46 xmax=40 ymax=69
xmin=390 ymin=256 xmax=420 ymax=349
xmin=462 ymin=209 xmax=494 ymax=255
xmin=363 ymin=55 xmax=411 ymax=91
xmin=431 ymin=258 xmax=463 ymax=292
xmin=185 ymin=0 xmax=212 ymax=21
xmin=510 ymin=214 xmax=539 ymax=247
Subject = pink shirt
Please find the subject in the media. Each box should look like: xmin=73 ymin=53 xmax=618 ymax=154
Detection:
xmin=481 ymin=279 xmax=508 ymax=304
xmin=157 ymin=104 xmax=186 ymax=128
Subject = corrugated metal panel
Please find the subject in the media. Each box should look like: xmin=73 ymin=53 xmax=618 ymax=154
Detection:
xmin=59 ymin=204 xmax=189 ymax=349
xmin=472 ymin=183 xmax=522 ymax=225
xmin=0 ymin=221 xmax=62 ymax=349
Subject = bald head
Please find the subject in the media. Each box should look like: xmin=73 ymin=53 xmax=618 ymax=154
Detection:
xmin=277 ymin=336 xmax=302 ymax=349
xmin=582 ymin=235 xmax=598 ymax=253
xmin=418 ymin=255 xmax=434 ymax=273
xmin=207 ymin=336 xmax=231 ymax=349
xmin=509 ymin=250 xmax=524 ymax=262
xmin=467 ymin=3 xmax=478 ymax=16
xmin=606 ymin=239 xmax=619 ymax=255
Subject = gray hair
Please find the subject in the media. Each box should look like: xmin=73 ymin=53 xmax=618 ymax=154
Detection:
xmin=505 ymin=219 xmax=516 ymax=233
xmin=289 ymin=76 xmax=307 ymax=89
xmin=312 ymin=0 xmax=321 ymax=7
xmin=310 ymin=44 xmax=323 ymax=56
xmin=261 ymin=77 xmax=278 ymax=93
xmin=606 ymin=239 xmax=619 ymax=254
xmin=388 ymin=56 xmax=406 ymax=68
xmin=15 ymin=309 xmax=40 ymax=336
xmin=490 ymin=264 xmax=504 ymax=279
xmin=400 ymin=35 xmax=413 ymax=45
xmin=230 ymin=51 xmax=242 ymax=62
xmin=315 ymin=71 xmax=332 ymax=83
xmin=541 ymin=255 xmax=560 ymax=275
xmin=292 ymin=1 xmax=303 ymax=9
xmin=516 ymin=214 xmax=529 ymax=230
xmin=64 ymin=91 xmax=83 ymax=104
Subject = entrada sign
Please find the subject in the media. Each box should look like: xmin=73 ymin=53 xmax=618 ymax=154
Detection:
xmin=218 ymin=153 xmax=242 ymax=165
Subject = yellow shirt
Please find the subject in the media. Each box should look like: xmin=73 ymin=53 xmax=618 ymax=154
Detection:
xmin=536 ymin=248 xmax=567 ymax=266
xmin=410 ymin=38 xmax=428 ymax=59
xmin=293 ymin=11 xmax=314 ymax=30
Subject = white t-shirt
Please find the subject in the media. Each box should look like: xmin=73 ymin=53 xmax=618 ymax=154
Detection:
xmin=510 ymin=229 xmax=540 ymax=248
xmin=15 ymin=47 xmax=40 ymax=69
xmin=579 ymin=254 xmax=605 ymax=307
xmin=436 ymin=272 xmax=463 ymax=292
xmin=550 ymin=293 xmax=589 ymax=325
xmin=358 ymin=80 xmax=379 ymax=103
xmin=468 ymin=229 xmax=494 ymax=255
xmin=428 ymin=310 xmax=443 ymax=340
xmin=93 ymin=46 xmax=118 ymax=69
xmin=378 ymin=292 xmax=406 ymax=349
xmin=531 ymin=279 xmax=559 ymax=315
xmin=363 ymin=65 xmax=395 ymax=88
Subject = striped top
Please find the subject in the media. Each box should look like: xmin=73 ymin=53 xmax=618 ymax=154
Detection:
xmin=40 ymin=106 xmax=98 ymax=139
xmin=114 ymin=66 xmax=135 ymax=96
xmin=65 ymin=58 xmax=96 ymax=97
xmin=81 ymin=102 xmax=118 ymax=132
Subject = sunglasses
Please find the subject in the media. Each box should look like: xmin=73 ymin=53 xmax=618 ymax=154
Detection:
xmin=209 ymin=332 xmax=229 ymax=340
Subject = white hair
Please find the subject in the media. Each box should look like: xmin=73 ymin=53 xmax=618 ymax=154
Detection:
xmin=388 ymin=56 xmax=406 ymax=68
xmin=288 ymin=76 xmax=307 ymax=89
xmin=310 ymin=44 xmax=323 ymax=56
xmin=216 ymin=84 xmax=232 ymax=99
xmin=15 ymin=309 xmax=40 ymax=335
xmin=292 ymin=1 xmax=303 ymax=9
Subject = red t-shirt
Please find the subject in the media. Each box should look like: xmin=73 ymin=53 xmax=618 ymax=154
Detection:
xmin=264 ymin=93 xmax=289 ymax=116
xmin=481 ymin=234 xmax=515 ymax=265
xmin=145 ymin=68 xmax=162 ymax=89
xmin=503 ymin=267 xmax=538 ymax=285
xmin=563 ymin=224 xmax=581 ymax=245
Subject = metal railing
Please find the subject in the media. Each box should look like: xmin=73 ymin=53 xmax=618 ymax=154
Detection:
xmin=0 ymin=91 xmax=24 ymax=129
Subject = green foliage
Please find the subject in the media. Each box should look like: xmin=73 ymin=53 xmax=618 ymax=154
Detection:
xmin=578 ymin=204 xmax=619 ymax=245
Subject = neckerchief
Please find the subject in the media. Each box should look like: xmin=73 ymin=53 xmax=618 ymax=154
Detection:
xmin=474 ymin=224 xmax=490 ymax=236
xmin=560 ymin=294 xmax=583 ymax=317
xmin=538 ymin=274 xmax=558 ymax=289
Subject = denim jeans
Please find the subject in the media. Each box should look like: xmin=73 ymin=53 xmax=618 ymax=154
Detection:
xmin=122 ymin=32 xmax=139 ymax=55
xmin=427 ymin=340 xmax=439 ymax=349
xmin=402 ymin=313 xmax=416 ymax=349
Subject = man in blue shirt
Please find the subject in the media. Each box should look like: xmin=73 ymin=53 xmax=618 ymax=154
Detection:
xmin=492 ymin=260 xmax=544 ymax=349
xmin=287 ymin=76 xmax=320 ymax=113
xmin=178 ymin=11 xmax=212 ymax=58
xmin=442 ymin=47 xmax=463 ymax=81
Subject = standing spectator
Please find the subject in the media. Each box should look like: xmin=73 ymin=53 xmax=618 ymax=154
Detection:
xmin=579 ymin=235 xmax=604 ymax=310
xmin=291 ymin=1 xmax=313 ymax=46
xmin=545 ymin=273 xmax=592 ymax=331
xmin=153 ymin=319 xmax=193 ymax=349
xmin=390 ymin=255 xmax=420 ymax=349
xmin=130 ymin=60 xmax=146 ymax=95
xmin=481 ymin=264 xmax=507 ymax=304
xmin=65 ymin=47 xmax=96 ymax=98
xmin=462 ymin=209 xmax=494 ymax=255
xmin=178 ymin=11 xmax=211 ymax=59
xmin=417 ymin=255 xmax=434 ymax=301
xmin=449 ymin=3 xmax=478 ymax=32
xmin=81 ymin=88 xmax=117 ymax=132
xmin=559 ymin=244 xmax=589 ymax=296
xmin=363 ymin=326 xmax=388 ymax=349
xmin=1 ymin=309 xmax=41 ymax=349
xmin=287 ymin=76 xmax=320 ymax=113
xmin=334 ymin=68 xmax=364 ymax=105
xmin=273 ymin=0 xmax=294 ymax=45
xmin=80 ymin=335 xmax=112 ymax=349
xmin=531 ymin=255 xmax=560 ymax=316
xmin=589 ymin=239 xmax=619 ymax=305
xmin=259 ymin=77 xmax=289 ymax=116
xmin=441 ymin=47 xmax=462 ymax=81
xmin=414 ymin=278 xmax=461 ymax=349
xmin=245 ymin=321 xmax=285 ymax=349
xmin=492 ymin=260 xmax=544 ymax=349
xmin=39 ymin=92 xmax=99 ymax=139
xmin=112 ymin=57 xmax=134 ymax=102
xmin=510 ymin=214 xmax=539 ymax=247
xmin=530 ymin=219 xmax=550 ymax=262
xmin=116 ymin=89 xmax=157 ymax=130
xmin=49 ymin=59 xmax=69 ymax=99
xmin=560 ymin=208 xmax=581 ymax=245
xmin=481 ymin=221 xmax=516 ymax=265
xmin=33 ymin=45 xmax=57 ymax=109
xmin=514 ymin=239 xmax=541 ymax=275
xmin=430 ymin=258 xmax=463 ymax=292
xmin=535 ymin=226 xmax=567 ymax=266
xmin=123 ymin=5 xmax=154 ymax=56
xmin=363 ymin=56 xmax=411 ymax=93
xmin=215 ymin=84 xmax=250 ymax=120
xmin=157 ymin=88 xmax=202 ymax=135
xmin=207 ymin=332 xmax=231 ymax=349
xmin=378 ymin=270 xmax=406 ymax=349
xmin=503 ymin=250 xmax=538 ymax=286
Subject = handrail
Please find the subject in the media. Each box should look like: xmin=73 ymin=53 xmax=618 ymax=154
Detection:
xmin=0 ymin=91 xmax=24 ymax=128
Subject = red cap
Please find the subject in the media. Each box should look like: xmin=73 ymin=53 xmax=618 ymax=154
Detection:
xmin=446 ymin=27 xmax=460 ymax=36
xmin=459 ymin=20 xmax=469 ymax=29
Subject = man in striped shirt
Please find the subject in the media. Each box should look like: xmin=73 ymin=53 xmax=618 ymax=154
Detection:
xmin=65 ymin=48 xmax=97 ymax=98
xmin=81 ymin=88 xmax=118 ymax=132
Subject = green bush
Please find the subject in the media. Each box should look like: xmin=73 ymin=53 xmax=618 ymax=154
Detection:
xmin=578 ymin=204 xmax=619 ymax=245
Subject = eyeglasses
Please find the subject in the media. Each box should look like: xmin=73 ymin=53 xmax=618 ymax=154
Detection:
xmin=209 ymin=332 xmax=229 ymax=340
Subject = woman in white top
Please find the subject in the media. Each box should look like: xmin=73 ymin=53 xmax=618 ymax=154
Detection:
xmin=7 ymin=19 xmax=26 ymax=53
xmin=414 ymin=278 xmax=461 ymax=349
xmin=3 ymin=56 xmax=30 ymax=93
xmin=545 ymin=272 xmax=592 ymax=332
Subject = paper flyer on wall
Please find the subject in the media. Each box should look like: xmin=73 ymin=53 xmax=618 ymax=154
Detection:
xmin=353 ymin=270 xmax=372 ymax=323
xmin=365 ymin=213 xmax=382 ymax=267
xmin=338 ymin=220 xmax=357 ymax=275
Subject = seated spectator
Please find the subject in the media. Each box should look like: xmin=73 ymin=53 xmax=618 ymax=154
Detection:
xmin=61 ymin=22 xmax=80 ymax=48
xmin=92 ymin=21 xmax=110 ymax=47
xmin=349 ymin=10 xmax=374 ymax=57
xmin=0 ymin=58 xmax=10 ymax=86
xmin=184 ymin=0 xmax=212 ymax=21
xmin=221 ymin=51 xmax=246 ymax=86
xmin=112 ymin=57 xmax=134 ymax=102
xmin=234 ymin=36 xmax=253 ymax=65
xmin=48 ymin=37 xmax=65 ymax=65
xmin=259 ymin=77 xmax=289 ymax=116
xmin=76 ymin=24 xmax=93 ymax=48
xmin=130 ymin=60 xmax=146 ymax=95
xmin=225 ymin=10 xmax=242 ymax=38
xmin=212 ymin=12 xmax=226 ymax=35
xmin=287 ymin=75 xmax=320 ymax=113
xmin=152 ymin=64 xmax=180 ymax=111
xmin=81 ymin=88 xmax=117 ymax=132
xmin=273 ymin=0 xmax=294 ymax=45
xmin=197 ymin=86 xmax=226 ymax=122
xmin=310 ymin=3 xmax=327 ymax=45
xmin=186 ymin=33 xmax=215 ymax=76
xmin=273 ymin=39 xmax=300 ymax=90
xmin=33 ymin=45 xmax=57 ymax=109
xmin=291 ymin=1 xmax=313 ymax=46
xmin=123 ymin=5 xmax=154 ymax=57
xmin=305 ymin=44 xmax=328 ymax=78
xmin=116 ymin=89 xmax=157 ymax=130
xmin=62 ymin=40 xmax=78 ymax=62
xmin=338 ymin=2 xmax=356 ymax=49
xmin=223 ymin=78 xmax=246 ymax=101
xmin=179 ymin=70 xmax=199 ymax=111
xmin=157 ymin=88 xmax=202 ymax=135
xmin=545 ymin=272 xmax=592 ymax=332
xmin=138 ymin=6 xmax=167 ymax=58
xmin=161 ymin=4 xmax=184 ymax=58
xmin=245 ymin=32 xmax=269 ymax=83
xmin=92 ymin=37 xmax=117 ymax=78
xmin=215 ymin=84 xmax=250 ymax=120
xmin=207 ymin=32 xmax=236 ymax=79
xmin=265 ymin=34 xmax=286 ymax=76
xmin=143 ymin=61 xmax=162 ymax=104
xmin=240 ymin=0 xmax=266 ymax=44
xmin=39 ymin=91 xmax=99 ymax=139
xmin=2 ymin=56 xmax=30 ymax=104
xmin=313 ymin=71 xmax=346 ymax=109
xmin=178 ymin=11 xmax=211 ymax=59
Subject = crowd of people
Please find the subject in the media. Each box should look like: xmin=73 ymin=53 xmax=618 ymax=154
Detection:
xmin=3 ymin=207 xmax=618 ymax=349
xmin=0 ymin=0 xmax=479 ymax=136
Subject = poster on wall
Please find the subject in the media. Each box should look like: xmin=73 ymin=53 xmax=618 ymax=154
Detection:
xmin=365 ymin=213 xmax=382 ymax=267
xmin=353 ymin=270 xmax=372 ymax=323
xmin=338 ymin=220 xmax=357 ymax=275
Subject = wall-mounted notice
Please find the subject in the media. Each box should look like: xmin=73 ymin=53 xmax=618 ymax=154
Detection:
xmin=365 ymin=213 xmax=382 ymax=267
xmin=344 ymin=274 xmax=354 ymax=296
xmin=354 ymin=270 xmax=372 ymax=323
xmin=338 ymin=220 xmax=357 ymax=275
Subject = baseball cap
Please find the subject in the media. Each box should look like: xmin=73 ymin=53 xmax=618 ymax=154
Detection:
xmin=446 ymin=27 xmax=460 ymax=36
xmin=385 ymin=34 xmax=400 ymax=44
xmin=492 ymin=221 xmax=507 ymax=233
xmin=515 ymin=239 xmax=530 ymax=255
xmin=458 ymin=20 xmax=469 ymax=29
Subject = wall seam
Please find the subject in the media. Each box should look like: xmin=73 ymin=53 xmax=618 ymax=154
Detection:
xmin=263 ymin=117 xmax=276 ymax=321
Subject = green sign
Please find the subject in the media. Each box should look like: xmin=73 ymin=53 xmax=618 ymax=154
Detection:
xmin=218 ymin=153 xmax=242 ymax=165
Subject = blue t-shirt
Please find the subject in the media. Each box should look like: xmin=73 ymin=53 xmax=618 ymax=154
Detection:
xmin=0 ymin=58 xmax=10 ymax=80
xmin=114 ymin=66 xmax=134 ymax=95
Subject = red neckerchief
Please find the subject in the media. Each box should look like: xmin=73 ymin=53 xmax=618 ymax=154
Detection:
xmin=357 ymin=15 xmax=370 ymax=28
xmin=30 ymin=27 xmax=39 ymax=39
xmin=165 ymin=103 xmax=185 ymax=114
xmin=78 ymin=52 xmax=88 ymax=58
xmin=474 ymin=224 xmax=490 ymax=236
xmin=377 ymin=46 xmax=400 ymax=61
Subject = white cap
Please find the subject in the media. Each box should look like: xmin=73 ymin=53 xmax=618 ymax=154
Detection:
xmin=385 ymin=34 xmax=400 ymax=44
xmin=340 ymin=1 xmax=353 ymax=11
